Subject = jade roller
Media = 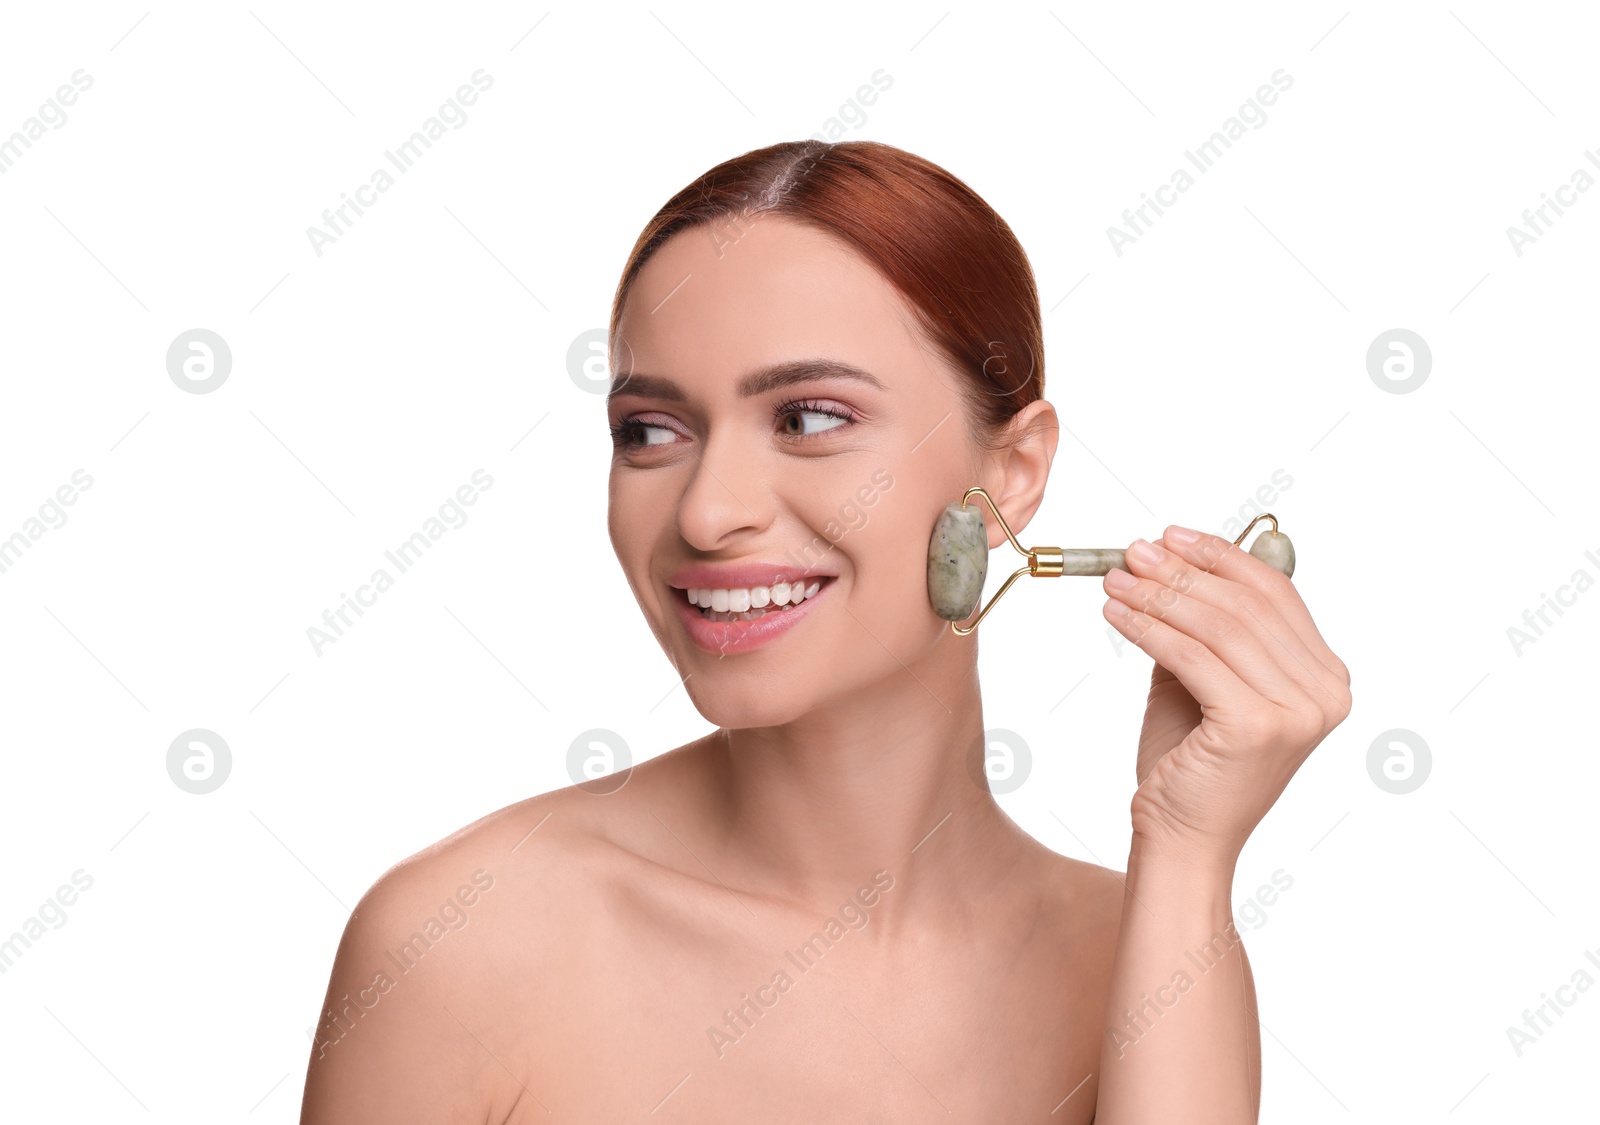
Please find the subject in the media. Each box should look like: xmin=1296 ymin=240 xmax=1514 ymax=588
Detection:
xmin=928 ymin=485 xmax=1296 ymax=636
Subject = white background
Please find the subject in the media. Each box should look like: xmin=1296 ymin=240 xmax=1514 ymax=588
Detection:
xmin=1 ymin=1 xmax=1595 ymax=1120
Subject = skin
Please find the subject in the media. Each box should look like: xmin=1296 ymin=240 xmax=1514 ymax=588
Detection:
xmin=299 ymin=215 xmax=1351 ymax=1124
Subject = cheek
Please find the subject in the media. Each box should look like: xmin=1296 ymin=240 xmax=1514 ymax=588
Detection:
xmin=605 ymin=490 xmax=628 ymax=562
xmin=845 ymin=492 xmax=930 ymax=610
xmin=607 ymin=479 xmax=663 ymax=584
xmin=851 ymin=469 xmax=987 ymax=638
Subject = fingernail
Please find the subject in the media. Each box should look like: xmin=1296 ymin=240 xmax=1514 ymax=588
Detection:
xmin=1128 ymin=538 xmax=1163 ymax=565
xmin=1165 ymin=525 xmax=1199 ymax=545
xmin=1104 ymin=567 xmax=1137 ymax=590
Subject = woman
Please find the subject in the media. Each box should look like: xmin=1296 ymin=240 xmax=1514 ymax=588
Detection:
xmin=299 ymin=139 xmax=1351 ymax=1123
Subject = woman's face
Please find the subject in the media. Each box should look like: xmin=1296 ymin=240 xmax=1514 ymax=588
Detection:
xmin=607 ymin=215 xmax=990 ymax=728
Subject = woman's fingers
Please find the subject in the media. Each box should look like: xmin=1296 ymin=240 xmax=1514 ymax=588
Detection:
xmin=1126 ymin=528 xmax=1349 ymax=722
xmin=1102 ymin=593 xmax=1255 ymax=717
xmin=1163 ymin=525 xmax=1351 ymax=690
xmin=1103 ymin=552 xmax=1307 ymax=713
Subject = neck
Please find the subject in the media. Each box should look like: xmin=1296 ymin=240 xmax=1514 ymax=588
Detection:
xmin=694 ymin=643 xmax=1032 ymax=938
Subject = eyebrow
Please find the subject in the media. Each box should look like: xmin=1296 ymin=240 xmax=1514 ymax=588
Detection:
xmin=607 ymin=358 xmax=886 ymax=403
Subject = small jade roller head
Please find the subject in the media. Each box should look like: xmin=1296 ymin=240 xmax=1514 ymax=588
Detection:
xmin=927 ymin=501 xmax=988 ymax=622
xmin=1245 ymin=529 xmax=1295 ymax=578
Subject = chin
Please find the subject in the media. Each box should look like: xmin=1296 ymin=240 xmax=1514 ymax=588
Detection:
xmin=682 ymin=690 xmax=816 ymax=731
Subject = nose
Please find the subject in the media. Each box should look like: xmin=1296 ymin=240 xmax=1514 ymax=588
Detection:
xmin=675 ymin=431 xmax=773 ymax=552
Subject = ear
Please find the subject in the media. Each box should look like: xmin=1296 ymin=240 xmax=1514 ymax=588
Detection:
xmin=980 ymin=398 xmax=1059 ymax=550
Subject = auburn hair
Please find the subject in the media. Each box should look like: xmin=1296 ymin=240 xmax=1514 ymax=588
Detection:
xmin=608 ymin=139 xmax=1043 ymax=452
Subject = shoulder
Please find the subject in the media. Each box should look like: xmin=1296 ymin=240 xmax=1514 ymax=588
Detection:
xmin=1047 ymin=851 xmax=1130 ymax=907
xmin=299 ymin=760 xmax=677 ymax=1123
xmin=325 ymin=770 xmax=651 ymax=989
xmin=348 ymin=733 xmax=707 ymax=932
xmin=1032 ymin=847 xmax=1129 ymax=956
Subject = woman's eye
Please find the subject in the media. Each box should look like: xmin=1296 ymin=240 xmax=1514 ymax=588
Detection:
xmin=775 ymin=398 xmax=855 ymax=438
xmin=634 ymin=424 xmax=678 ymax=446
xmin=781 ymin=408 xmax=850 ymax=437
xmin=609 ymin=420 xmax=680 ymax=450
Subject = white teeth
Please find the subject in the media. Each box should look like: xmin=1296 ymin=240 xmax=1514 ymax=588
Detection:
xmin=685 ymin=578 xmax=828 ymax=614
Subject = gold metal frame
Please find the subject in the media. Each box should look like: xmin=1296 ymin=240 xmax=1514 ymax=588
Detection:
xmin=948 ymin=487 xmax=1281 ymax=636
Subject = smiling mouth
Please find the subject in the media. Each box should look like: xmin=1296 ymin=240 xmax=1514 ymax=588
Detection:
xmin=678 ymin=577 xmax=833 ymax=622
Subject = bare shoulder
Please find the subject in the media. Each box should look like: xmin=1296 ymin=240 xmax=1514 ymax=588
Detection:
xmin=339 ymin=732 xmax=708 ymax=936
xmin=299 ymin=745 xmax=698 ymax=1124
xmin=1031 ymin=846 xmax=1130 ymax=957
xmin=318 ymin=750 xmax=681 ymax=983
xmin=1045 ymin=850 xmax=1130 ymax=907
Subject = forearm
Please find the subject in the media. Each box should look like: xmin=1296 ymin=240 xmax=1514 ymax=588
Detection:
xmin=1092 ymin=839 xmax=1260 ymax=1123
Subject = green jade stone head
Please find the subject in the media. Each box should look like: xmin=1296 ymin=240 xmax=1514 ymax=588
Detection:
xmin=927 ymin=501 xmax=988 ymax=622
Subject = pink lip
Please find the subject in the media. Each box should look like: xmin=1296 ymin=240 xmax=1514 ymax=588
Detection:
xmin=673 ymin=577 xmax=835 ymax=656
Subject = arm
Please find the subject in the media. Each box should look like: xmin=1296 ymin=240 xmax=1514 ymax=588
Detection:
xmin=1092 ymin=842 xmax=1260 ymax=1122
xmin=1090 ymin=525 xmax=1350 ymax=1123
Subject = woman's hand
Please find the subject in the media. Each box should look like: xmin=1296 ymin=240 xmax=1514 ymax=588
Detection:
xmin=1101 ymin=524 xmax=1352 ymax=869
